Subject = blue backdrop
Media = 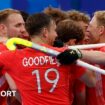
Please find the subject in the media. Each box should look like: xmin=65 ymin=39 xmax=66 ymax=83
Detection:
xmin=0 ymin=0 xmax=105 ymax=16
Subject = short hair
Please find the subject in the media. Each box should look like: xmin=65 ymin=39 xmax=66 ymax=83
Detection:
xmin=20 ymin=10 xmax=29 ymax=22
xmin=0 ymin=8 xmax=20 ymax=23
xmin=25 ymin=13 xmax=53 ymax=36
xmin=43 ymin=7 xmax=68 ymax=24
xmin=56 ymin=19 xmax=84 ymax=43
xmin=94 ymin=11 xmax=105 ymax=26
xmin=67 ymin=10 xmax=90 ymax=24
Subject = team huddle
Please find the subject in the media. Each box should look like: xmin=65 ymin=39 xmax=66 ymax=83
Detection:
xmin=1 ymin=7 xmax=105 ymax=105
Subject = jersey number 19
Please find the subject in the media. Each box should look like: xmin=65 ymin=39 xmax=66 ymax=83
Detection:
xmin=32 ymin=68 xmax=59 ymax=93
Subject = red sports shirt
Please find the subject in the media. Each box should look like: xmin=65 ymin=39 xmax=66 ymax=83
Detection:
xmin=86 ymin=47 xmax=105 ymax=105
xmin=0 ymin=44 xmax=85 ymax=105
xmin=0 ymin=43 xmax=8 ymax=105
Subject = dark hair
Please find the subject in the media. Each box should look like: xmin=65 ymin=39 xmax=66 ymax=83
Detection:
xmin=56 ymin=19 xmax=84 ymax=43
xmin=20 ymin=10 xmax=29 ymax=22
xmin=25 ymin=13 xmax=53 ymax=36
xmin=67 ymin=10 xmax=90 ymax=24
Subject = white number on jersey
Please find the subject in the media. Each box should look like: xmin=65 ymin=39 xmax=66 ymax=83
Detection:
xmin=32 ymin=68 xmax=59 ymax=93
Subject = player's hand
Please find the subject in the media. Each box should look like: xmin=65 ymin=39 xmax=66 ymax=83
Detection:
xmin=57 ymin=49 xmax=82 ymax=65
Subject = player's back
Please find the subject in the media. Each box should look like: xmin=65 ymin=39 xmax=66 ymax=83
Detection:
xmin=0 ymin=47 xmax=74 ymax=105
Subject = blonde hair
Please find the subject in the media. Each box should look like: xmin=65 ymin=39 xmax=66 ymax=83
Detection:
xmin=94 ymin=11 xmax=105 ymax=26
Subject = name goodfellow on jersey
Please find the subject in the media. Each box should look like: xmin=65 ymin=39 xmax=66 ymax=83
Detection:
xmin=22 ymin=56 xmax=60 ymax=67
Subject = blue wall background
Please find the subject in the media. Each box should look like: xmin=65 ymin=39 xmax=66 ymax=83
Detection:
xmin=0 ymin=0 xmax=105 ymax=16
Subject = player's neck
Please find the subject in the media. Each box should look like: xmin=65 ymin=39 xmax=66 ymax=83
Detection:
xmin=99 ymin=33 xmax=105 ymax=43
xmin=31 ymin=36 xmax=47 ymax=45
xmin=99 ymin=35 xmax=105 ymax=43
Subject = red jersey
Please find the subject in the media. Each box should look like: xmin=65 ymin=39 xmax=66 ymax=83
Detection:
xmin=73 ymin=80 xmax=85 ymax=94
xmin=86 ymin=47 xmax=105 ymax=105
xmin=0 ymin=43 xmax=7 ymax=51
xmin=0 ymin=44 xmax=85 ymax=105
xmin=0 ymin=43 xmax=8 ymax=105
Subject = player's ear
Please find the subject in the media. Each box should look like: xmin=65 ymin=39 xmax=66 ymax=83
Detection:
xmin=0 ymin=24 xmax=7 ymax=36
xmin=42 ymin=27 xmax=49 ymax=38
xmin=99 ymin=25 xmax=105 ymax=35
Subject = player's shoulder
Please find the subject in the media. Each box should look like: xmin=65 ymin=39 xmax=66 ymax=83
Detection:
xmin=0 ymin=50 xmax=15 ymax=56
xmin=0 ymin=43 xmax=8 ymax=51
xmin=0 ymin=46 xmax=21 ymax=57
xmin=41 ymin=43 xmax=67 ymax=52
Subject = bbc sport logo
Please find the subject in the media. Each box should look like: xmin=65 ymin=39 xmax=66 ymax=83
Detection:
xmin=0 ymin=90 xmax=16 ymax=97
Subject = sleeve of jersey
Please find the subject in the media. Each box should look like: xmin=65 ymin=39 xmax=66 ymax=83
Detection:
xmin=71 ymin=64 xmax=86 ymax=79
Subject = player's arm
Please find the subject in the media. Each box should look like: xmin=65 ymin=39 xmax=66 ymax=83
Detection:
xmin=57 ymin=49 xmax=105 ymax=65
xmin=59 ymin=49 xmax=97 ymax=88
xmin=79 ymin=70 xmax=96 ymax=87
xmin=80 ymin=50 xmax=105 ymax=65
xmin=5 ymin=73 xmax=21 ymax=103
xmin=73 ymin=81 xmax=86 ymax=105
xmin=73 ymin=89 xmax=86 ymax=105
xmin=72 ymin=65 xmax=96 ymax=87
